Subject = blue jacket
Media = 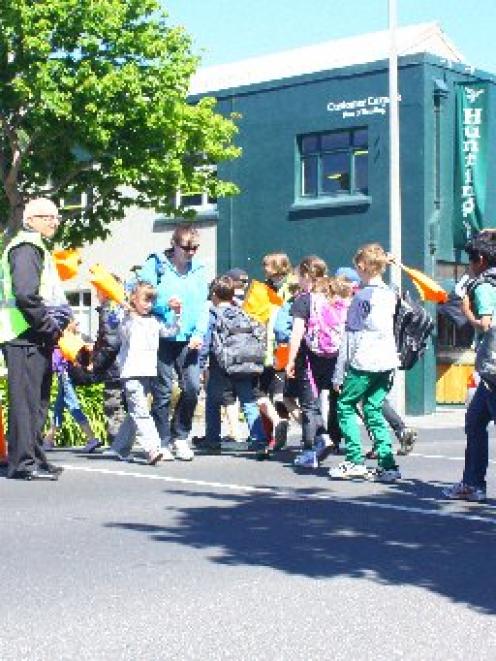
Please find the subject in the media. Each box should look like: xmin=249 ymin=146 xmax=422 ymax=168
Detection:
xmin=138 ymin=252 xmax=209 ymax=342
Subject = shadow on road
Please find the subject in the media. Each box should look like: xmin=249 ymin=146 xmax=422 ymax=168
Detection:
xmin=106 ymin=481 xmax=496 ymax=615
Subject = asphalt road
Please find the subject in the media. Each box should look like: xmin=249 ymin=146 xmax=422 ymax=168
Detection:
xmin=1 ymin=413 xmax=495 ymax=660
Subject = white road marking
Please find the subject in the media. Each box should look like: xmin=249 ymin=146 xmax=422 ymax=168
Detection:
xmin=410 ymin=452 xmax=496 ymax=465
xmin=61 ymin=464 xmax=496 ymax=525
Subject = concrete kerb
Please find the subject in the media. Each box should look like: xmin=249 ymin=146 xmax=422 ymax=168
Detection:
xmin=405 ymin=407 xmax=466 ymax=430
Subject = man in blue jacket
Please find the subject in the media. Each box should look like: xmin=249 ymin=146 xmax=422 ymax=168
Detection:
xmin=138 ymin=224 xmax=208 ymax=460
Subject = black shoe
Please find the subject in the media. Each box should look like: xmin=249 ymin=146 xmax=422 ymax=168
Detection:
xmin=40 ymin=463 xmax=64 ymax=475
xmin=274 ymin=420 xmax=289 ymax=451
xmin=9 ymin=468 xmax=59 ymax=481
xmin=196 ymin=442 xmax=221 ymax=455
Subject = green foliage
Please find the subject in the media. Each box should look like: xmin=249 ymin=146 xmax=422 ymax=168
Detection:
xmin=0 ymin=0 xmax=240 ymax=242
xmin=0 ymin=377 xmax=107 ymax=447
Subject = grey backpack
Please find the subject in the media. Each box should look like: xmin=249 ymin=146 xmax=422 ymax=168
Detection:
xmin=211 ymin=305 xmax=266 ymax=378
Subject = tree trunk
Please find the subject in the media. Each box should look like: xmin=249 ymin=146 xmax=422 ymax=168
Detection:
xmin=5 ymin=180 xmax=24 ymax=238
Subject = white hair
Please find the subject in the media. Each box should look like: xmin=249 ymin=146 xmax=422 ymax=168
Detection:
xmin=23 ymin=197 xmax=58 ymax=228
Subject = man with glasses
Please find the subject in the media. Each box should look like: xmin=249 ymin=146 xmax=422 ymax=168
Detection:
xmin=0 ymin=198 xmax=71 ymax=480
xmin=138 ymin=223 xmax=209 ymax=460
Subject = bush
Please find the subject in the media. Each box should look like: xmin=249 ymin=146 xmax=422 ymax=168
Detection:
xmin=0 ymin=377 xmax=107 ymax=447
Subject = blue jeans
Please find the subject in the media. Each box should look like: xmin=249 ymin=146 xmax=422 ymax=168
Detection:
xmin=463 ymin=381 xmax=496 ymax=490
xmin=205 ymin=365 xmax=266 ymax=444
xmin=53 ymin=372 xmax=88 ymax=428
xmin=151 ymin=340 xmax=200 ymax=447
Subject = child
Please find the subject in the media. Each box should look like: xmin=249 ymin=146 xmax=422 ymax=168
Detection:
xmin=313 ymin=275 xmax=354 ymax=460
xmin=443 ymin=232 xmax=496 ymax=502
xmin=221 ymin=268 xmax=250 ymax=441
xmin=285 ymin=256 xmax=331 ymax=467
xmin=91 ymin=280 xmax=127 ymax=448
xmin=200 ymin=275 xmax=267 ymax=454
xmin=43 ymin=323 xmax=102 ymax=453
xmin=330 ymin=243 xmax=400 ymax=482
xmin=105 ymin=281 xmax=180 ymax=464
xmin=256 ymin=253 xmax=295 ymax=454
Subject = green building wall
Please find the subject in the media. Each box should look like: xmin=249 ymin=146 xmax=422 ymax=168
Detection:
xmin=198 ymin=54 xmax=496 ymax=414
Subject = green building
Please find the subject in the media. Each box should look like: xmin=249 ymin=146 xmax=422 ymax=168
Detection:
xmin=190 ymin=23 xmax=496 ymax=414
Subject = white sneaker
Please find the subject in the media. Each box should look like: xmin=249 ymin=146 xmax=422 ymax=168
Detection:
xmin=293 ymin=449 xmax=318 ymax=468
xmin=173 ymin=439 xmax=194 ymax=461
xmin=160 ymin=447 xmax=175 ymax=462
xmin=372 ymin=467 xmax=402 ymax=483
xmin=329 ymin=461 xmax=370 ymax=479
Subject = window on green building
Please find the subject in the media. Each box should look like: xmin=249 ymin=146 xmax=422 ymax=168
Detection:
xmin=299 ymin=128 xmax=368 ymax=198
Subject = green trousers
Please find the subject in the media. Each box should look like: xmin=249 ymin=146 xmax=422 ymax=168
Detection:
xmin=337 ymin=367 xmax=396 ymax=469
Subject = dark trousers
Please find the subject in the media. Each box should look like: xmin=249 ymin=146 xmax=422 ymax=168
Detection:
xmin=151 ymin=340 xmax=200 ymax=447
xmin=103 ymin=380 xmax=127 ymax=445
xmin=463 ymin=381 xmax=496 ymax=490
xmin=4 ymin=343 xmax=53 ymax=477
xmin=296 ymin=352 xmax=338 ymax=448
xmin=382 ymin=398 xmax=405 ymax=439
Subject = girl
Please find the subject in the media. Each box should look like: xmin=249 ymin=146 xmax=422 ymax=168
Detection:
xmin=106 ymin=281 xmax=180 ymax=464
xmin=285 ymin=256 xmax=332 ymax=467
xmin=256 ymin=253 xmax=295 ymax=455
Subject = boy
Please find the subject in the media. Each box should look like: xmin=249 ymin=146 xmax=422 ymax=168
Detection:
xmin=443 ymin=232 xmax=496 ymax=502
xmin=199 ymin=275 xmax=266 ymax=454
xmin=330 ymin=243 xmax=400 ymax=482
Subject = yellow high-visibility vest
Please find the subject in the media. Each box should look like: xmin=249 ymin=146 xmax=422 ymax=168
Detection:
xmin=0 ymin=231 xmax=65 ymax=343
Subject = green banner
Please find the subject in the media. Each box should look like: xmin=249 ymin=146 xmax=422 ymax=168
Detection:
xmin=454 ymin=82 xmax=490 ymax=248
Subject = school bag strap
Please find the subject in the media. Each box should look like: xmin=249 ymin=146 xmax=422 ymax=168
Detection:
xmin=145 ymin=250 xmax=172 ymax=286
xmin=465 ymin=270 xmax=496 ymax=300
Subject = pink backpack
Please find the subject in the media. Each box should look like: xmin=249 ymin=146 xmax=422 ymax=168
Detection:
xmin=304 ymin=294 xmax=349 ymax=357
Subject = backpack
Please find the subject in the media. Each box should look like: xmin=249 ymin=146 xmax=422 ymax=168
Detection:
xmin=393 ymin=291 xmax=434 ymax=370
xmin=467 ymin=269 xmax=496 ymax=387
xmin=304 ymin=293 xmax=347 ymax=357
xmin=211 ymin=305 xmax=266 ymax=377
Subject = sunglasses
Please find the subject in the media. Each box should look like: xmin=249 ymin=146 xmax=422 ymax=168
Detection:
xmin=178 ymin=243 xmax=200 ymax=252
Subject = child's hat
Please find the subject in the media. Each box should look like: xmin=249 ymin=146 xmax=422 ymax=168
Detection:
xmin=335 ymin=267 xmax=361 ymax=283
xmin=225 ymin=268 xmax=249 ymax=282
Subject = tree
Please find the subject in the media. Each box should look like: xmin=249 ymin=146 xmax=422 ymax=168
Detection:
xmin=0 ymin=0 xmax=240 ymax=244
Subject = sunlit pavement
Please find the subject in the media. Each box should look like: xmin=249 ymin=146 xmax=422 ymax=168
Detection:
xmin=1 ymin=410 xmax=495 ymax=660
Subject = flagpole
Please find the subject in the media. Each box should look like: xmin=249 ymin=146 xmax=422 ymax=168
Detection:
xmin=388 ymin=0 xmax=405 ymax=414
xmin=389 ymin=0 xmax=402 ymax=283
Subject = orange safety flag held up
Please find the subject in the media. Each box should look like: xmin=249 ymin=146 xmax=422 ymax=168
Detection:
xmin=400 ymin=264 xmax=448 ymax=304
xmin=89 ymin=264 xmax=126 ymax=305
xmin=242 ymin=280 xmax=283 ymax=324
xmin=53 ymin=248 xmax=81 ymax=281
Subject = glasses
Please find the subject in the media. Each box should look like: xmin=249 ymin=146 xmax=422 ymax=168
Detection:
xmin=31 ymin=214 xmax=60 ymax=222
xmin=178 ymin=243 xmax=199 ymax=252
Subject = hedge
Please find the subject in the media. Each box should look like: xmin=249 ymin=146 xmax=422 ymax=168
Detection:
xmin=0 ymin=378 xmax=107 ymax=447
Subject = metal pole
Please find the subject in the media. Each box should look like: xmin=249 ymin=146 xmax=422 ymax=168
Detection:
xmin=388 ymin=0 xmax=405 ymax=414
xmin=389 ymin=0 xmax=402 ymax=280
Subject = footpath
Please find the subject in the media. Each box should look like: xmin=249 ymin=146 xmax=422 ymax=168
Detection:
xmin=405 ymin=406 xmax=465 ymax=429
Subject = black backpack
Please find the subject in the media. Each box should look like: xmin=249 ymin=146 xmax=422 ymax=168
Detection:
xmin=467 ymin=269 xmax=496 ymax=387
xmin=211 ymin=305 xmax=266 ymax=378
xmin=393 ymin=291 xmax=434 ymax=370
